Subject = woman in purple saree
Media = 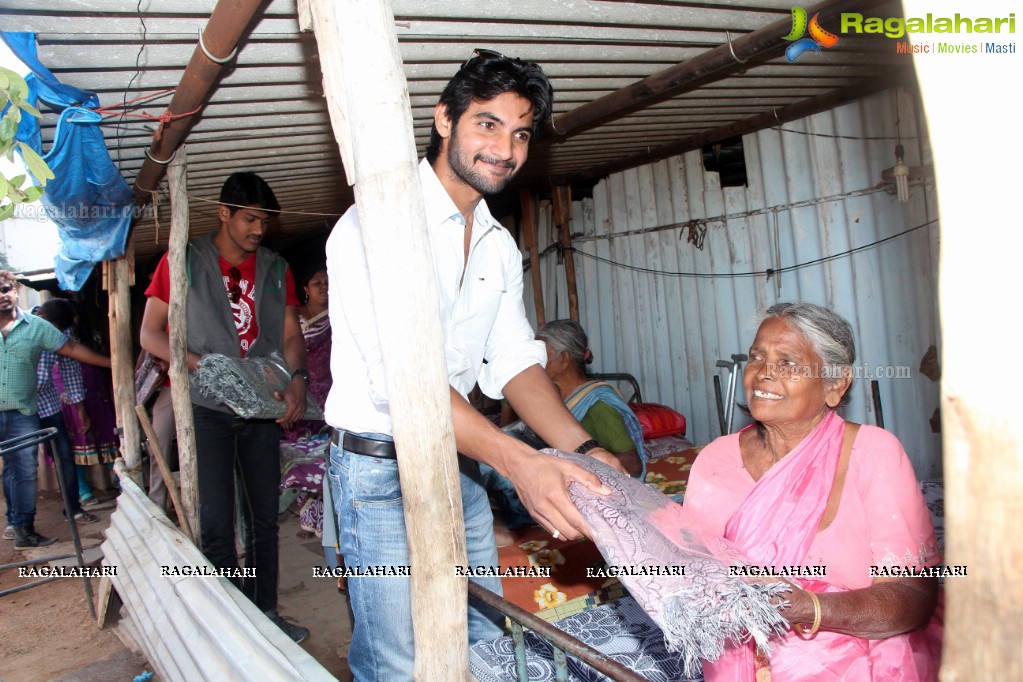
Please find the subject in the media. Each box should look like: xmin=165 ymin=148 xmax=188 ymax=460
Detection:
xmin=685 ymin=303 xmax=942 ymax=681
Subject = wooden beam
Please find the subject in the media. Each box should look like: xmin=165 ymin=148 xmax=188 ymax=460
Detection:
xmin=547 ymin=0 xmax=891 ymax=140
xmin=519 ymin=187 xmax=545 ymax=327
xmin=567 ymin=69 xmax=916 ymax=183
xmin=304 ymin=1 xmax=468 ymax=678
xmin=552 ymin=186 xmax=579 ymax=322
xmin=166 ymin=149 xmax=201 ymax=543
xmin=132 ymin=0 xmax=270 ymax=205
xmin=106 ymin=245 xmax=142 ymax=487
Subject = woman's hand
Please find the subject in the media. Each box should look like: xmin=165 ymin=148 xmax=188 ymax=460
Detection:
xmin=587 ymin=446 xmax=629 ymax=476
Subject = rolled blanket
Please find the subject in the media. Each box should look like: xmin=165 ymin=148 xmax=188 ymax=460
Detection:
xmin=549 ymin=448 xmax=790 ymax=677
xmin=191 ymin=350 xmax=325 ymax=420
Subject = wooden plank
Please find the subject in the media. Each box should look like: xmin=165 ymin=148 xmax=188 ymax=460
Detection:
xmin=304 ymin=1 xmax=468 ymax=679
xmin=135 ymin=405 xmax=195 ymax=543
xmin=519 ymin=187 xmax=545 ymax=327
xmin=553 ymin=186 xmax=579 ymax=322
xmin=166 ymin=149 xmax=201 ymax=543
xmin=107 ymin=244 xmax=143 ymax=486
xmin=95 ymin=574 xmax=121 ymax=629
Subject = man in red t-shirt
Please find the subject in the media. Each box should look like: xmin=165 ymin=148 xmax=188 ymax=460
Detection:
xmin=140 ymin=172 xmax=309 ymax=643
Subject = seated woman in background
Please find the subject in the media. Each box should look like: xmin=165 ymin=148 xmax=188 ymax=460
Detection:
xmin=684 ymin=302 xmax=941 ymax=681
xmin=487 ymin=319 xmax=646 ymax=533
xmin=536 ymin=319 xmax=645 ymax=477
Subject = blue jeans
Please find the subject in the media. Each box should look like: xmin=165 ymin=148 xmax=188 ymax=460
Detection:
xmin=327 ymin=432 xmax=505 ymax=682
xmin=1 ymin=410 xmax=42 ymax=527
xmin=192 ymin=405 xmax=282 ymax=612
xmin=478 ymin=463 xmax=536 ymax=530
xmin=39 ymin=412 xmax=84 ymax=516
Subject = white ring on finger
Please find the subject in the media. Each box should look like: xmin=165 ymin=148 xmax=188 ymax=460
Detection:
xmin=551 ymin=529 xmax=561 ymax=540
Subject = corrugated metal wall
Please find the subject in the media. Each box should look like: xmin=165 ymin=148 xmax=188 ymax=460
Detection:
xmin=525 ymin=88 xmax=942 ymax=479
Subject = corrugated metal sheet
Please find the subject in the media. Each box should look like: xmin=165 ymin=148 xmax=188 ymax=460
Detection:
xmin=101 ymin=462 xmax=334 ymax=681
xmin=3 ymin=0 xmax=908 ymax=258
xmin=525 ymin=87 xmax=942 ymax=479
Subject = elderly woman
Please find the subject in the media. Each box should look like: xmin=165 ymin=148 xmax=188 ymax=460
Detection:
xmin=536 ymin=320 xmax=645 ymax=478
xmin=684 ymin=302 xmax=941 ymax=680
xmin=485 ymin=320 xmax=645 ymax=534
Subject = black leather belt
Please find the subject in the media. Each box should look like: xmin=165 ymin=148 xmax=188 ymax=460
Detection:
xmin=331 ymin=429 xmax=397 ymax=460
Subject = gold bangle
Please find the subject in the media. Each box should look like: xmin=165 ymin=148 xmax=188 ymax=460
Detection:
xmin=794 ymin=590 xmax=821 ymax=637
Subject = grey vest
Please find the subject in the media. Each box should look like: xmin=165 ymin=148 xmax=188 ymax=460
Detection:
xmin=185 ymin=233 xmax=288 ymax=413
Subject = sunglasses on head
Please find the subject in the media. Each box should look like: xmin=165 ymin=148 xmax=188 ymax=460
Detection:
xmin=227 ymin=267 xmax=242 ymax=303
xmin=461 ymin=48 xmax=506 ymax=70
xmin=0 ymin=284 xmax=14 ymax=294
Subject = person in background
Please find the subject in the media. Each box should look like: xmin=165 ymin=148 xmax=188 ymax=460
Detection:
xmin=536 ymin=319 xmax=645 ymax=477
xmin=143 ymin=376 xmax=176 ymax=514
xmin=283 ymin=266 xmax=331 ymax=441
xmin=486 ymin=319 xmax=647 ymax=532
xmin=57 ymin=303 xmax=120 ymax=500
xmin=139 ymin=172 xmax=310 ymax=643
xmin=684 ymin=302 xmax=941 ymax=680
xmin=1 ymin=271 xmax=110 ymax=550
xmin=32 ymin=299 xmax=101 ymax=527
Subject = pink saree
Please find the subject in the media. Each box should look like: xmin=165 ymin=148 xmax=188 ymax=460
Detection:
xmin=697 ymin=411 xmax=943 ymax=681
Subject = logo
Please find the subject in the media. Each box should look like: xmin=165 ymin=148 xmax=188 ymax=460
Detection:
xmin=783 ymin=7 xmax=839 ymax=62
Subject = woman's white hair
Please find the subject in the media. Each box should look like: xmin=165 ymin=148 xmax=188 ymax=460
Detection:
xmin=755 ymin=302 xmax=856 ymax=406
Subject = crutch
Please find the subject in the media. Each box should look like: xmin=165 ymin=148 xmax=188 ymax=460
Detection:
xmin=715 ymin=353 xmax=748 ymax=435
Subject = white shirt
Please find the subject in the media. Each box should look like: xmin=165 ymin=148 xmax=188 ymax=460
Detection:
xmin=324 ymin=158 xmax=546 ymax=435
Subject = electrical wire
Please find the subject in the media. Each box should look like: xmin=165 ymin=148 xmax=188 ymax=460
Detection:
xmin=768 ymin=125 xmax=919 ymax=142
xmin=187 ymin=194 xmax=346 ymax=219
xmin=566 ymin=218 xmax=938 ymax=280
xmin=114 ymin=0 xmax=148 ymax=168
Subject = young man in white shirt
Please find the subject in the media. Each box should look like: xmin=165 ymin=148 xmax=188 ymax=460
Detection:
xmin=325 ymin=52 xmax=624 ymax=681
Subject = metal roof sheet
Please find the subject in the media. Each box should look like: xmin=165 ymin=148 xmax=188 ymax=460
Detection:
xmin=4 ymin=0 xmax=907 ymax=257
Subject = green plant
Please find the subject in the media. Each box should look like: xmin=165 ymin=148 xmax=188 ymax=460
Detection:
xmin=1 ymin=66 xmax=54 ymax=221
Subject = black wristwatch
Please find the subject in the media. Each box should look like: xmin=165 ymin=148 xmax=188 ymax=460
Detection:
xmin=573 ymin=438 xmax=601 ymax=455
xmin=291 ymin=368 xmax=310 ymax=384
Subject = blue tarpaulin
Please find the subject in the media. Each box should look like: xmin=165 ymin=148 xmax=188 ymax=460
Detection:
xmin=2 ymin=32 xmax=131 ymax=291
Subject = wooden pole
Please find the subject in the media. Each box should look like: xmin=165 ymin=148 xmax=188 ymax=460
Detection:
xmin=107 ymin=244 xmax=143 ymax=486
xmin=135 ymin=405 xmax=194 ymax=543
xmin=166 ymin=148 xmax=201 ymax=544
xmin=303 ymin=1 xmax=468 ymax=678
xmin=519 ymin=187 xmax=545 ymax=327
xmin=552 ymin=185 xmax=579 ymax=322
xmin=908 ymin=0 xmax=1022 ymax=675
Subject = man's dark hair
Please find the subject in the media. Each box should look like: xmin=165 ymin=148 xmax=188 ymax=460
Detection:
xmin=219 ymin=172 xmax=280 ymax=215
xmin=0 ymin=270 xmax=17 ymax=287
xmin=425 ymin=53 xmax=554 ymax=164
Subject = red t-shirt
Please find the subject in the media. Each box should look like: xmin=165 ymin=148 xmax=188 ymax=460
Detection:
xmin=146 ymin=250 xmax=299 ymax=356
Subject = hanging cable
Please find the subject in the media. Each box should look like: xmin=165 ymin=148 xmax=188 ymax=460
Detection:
xmin=565 ymin=218 xmax=938 ymax=280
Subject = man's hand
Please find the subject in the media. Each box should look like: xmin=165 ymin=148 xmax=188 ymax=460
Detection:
xmin=274 ymin=377 xmax=308 ymax=430
xmin=501 ymin=444 xmax=611 ymax=542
